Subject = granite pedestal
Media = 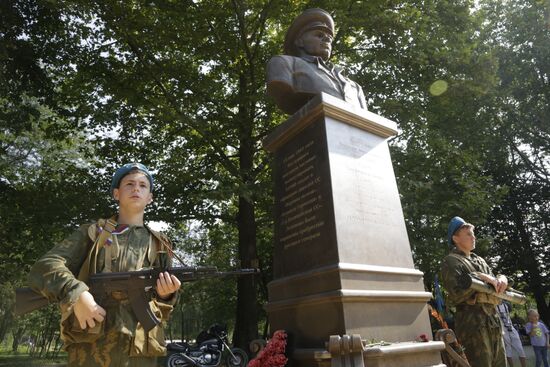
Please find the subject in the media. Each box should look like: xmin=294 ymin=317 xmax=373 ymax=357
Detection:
xmin=263 ymin=93 xmax=443 ymax=366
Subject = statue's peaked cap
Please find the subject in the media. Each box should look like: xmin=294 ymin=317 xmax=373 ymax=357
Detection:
xmin=284 ymin=8 xmax=335 ymax=56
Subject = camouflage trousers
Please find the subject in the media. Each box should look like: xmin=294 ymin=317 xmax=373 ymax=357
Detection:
xmin=455 ymin=305 xmax=507 ymax=367
xmin=67 ymin=329 xmax=159 ymax=367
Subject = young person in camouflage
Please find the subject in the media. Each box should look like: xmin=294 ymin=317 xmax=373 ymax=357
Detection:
xmin=28 ymin=163 xmax=181 ymax=367
xmin=440 ymin=216 xmax=508 ymax=367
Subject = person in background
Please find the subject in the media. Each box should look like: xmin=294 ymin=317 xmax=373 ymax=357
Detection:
xmin=497 ymin=301 xmax=527 ymax=367
xmin=525 ymin=309 xmax=550 ymax=367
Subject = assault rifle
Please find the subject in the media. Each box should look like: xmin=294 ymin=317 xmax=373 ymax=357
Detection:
xmin=16 ymin=266 xmax=258 ymax=331
xmin=459 ymin=273 xmax=526 ymax=305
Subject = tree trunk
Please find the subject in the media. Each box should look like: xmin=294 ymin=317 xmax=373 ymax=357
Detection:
xmin=233 ymin=73 xmax=259 ymax=349
xmin=11 ymin=326 xmax=24 ymax=353
xmin=234 ymin=195 xmax=259 ymax=348
xmin=0 ymin=309 xmax=12 ymax=344
xmin=37 ymin=326 xmax=47 ymax=357
xmin=180 ymin=302 xmax=185 ymax=341
xmin=53 ymin=334 xmax=62 ymax=358
xmin=45 ymin=323 xmax=55 ymax=357
xmin=511 ymin=204 xmax=550 ymax=325
xmin=29 ymin=333 xmax=37 ymax=356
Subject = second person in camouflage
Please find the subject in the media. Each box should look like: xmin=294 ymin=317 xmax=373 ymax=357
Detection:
xmin=440 ymin=216 xmax=508 ymax=367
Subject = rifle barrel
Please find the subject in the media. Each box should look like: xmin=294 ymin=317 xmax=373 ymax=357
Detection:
xmin=470 ymin=277 xmax=527 ymax=305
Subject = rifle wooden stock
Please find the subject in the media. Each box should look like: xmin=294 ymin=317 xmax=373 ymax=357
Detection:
xmin=15 ymin=266 xmax=259 ymax=331
xmin=15 ymin=287 xmax=51 ymax=316
xmin=463 ymin=275 xmax=527 ymax=305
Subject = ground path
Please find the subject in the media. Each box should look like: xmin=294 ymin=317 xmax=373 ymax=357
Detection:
xmin=0 ymin=346 xmax=541 ymax=366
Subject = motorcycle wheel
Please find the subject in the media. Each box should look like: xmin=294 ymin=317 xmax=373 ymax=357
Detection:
xmin=166 ymin=353 xmax=192 ymax=367
xmin=226 ymin=348 xmax=248 ymax=367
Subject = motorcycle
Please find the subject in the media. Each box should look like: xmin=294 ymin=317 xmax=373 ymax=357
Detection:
xmin=166 ymin=324 xmax=248 ymax=367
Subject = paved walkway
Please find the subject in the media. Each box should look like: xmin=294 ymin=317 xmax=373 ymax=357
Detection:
xmin=507 ymin=345 xmax=549 ymax=367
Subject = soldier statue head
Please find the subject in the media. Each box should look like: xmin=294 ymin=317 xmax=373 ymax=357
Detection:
xmin=266 ymin=8 xmax=367 ymax=115
xmin=283 ymin=8 xmax=334 ymax=61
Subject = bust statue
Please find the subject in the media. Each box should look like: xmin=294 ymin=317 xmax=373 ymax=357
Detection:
xmin=266 ymin=8 xmax=368 ymax=115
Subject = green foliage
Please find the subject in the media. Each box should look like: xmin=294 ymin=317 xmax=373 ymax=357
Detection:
xmin=477 ymin=0 xmax=550 ymax=324
xmin=0 ymin=0 xmax=108 ymax=286
xmin=326 ymin=0 xmax=509 ymax=287
xmin=1 ymin=0 xmax=549 ymax=349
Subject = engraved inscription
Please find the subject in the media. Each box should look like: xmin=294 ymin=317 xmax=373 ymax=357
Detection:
xmin=279 ymin=140 xmax=325 ymax=249
xmin=340 ymin=159 xmax=401 ymax=227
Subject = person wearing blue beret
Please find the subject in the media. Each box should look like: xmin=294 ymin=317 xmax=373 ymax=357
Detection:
xmin=27 ymin=163 xmax=181 ymax=366
xmin=440 ymin=216 xmax=509 ymax=367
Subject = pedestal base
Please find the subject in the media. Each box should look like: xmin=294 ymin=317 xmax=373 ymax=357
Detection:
xmin=267 ymin=262 xmax=432 ymax=348
xmin=291 ymin=341 xmax=446 ymax=367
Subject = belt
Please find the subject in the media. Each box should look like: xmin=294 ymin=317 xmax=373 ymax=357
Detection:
xmin=111 ymin=291 xmax=128 ymax=300
xmin=456 ymin=303 xmax=496 ymax=312
xmin=475 ymin=292 xmax=500 ymax=305
xmin=456 ymin=303 xmax=501 ymax=322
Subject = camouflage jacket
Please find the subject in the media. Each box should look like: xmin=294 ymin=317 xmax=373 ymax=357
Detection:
xmin=28 ymin=219 xmax=176 ymax=355
xmin=440 ymin=248 xmax=500 ymax=317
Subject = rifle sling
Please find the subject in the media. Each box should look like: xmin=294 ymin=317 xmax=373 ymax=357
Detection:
xmin=448 ymin=252 xmax=481 ymax=273
xmin=78 ymin=218 xmax=117 ymax=282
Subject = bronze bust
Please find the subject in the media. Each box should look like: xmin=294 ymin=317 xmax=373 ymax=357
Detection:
xmin=267 ymin=8 xmax=368 ymax=115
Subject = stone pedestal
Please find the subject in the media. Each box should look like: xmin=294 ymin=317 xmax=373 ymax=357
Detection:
xmin=263 ymin=93 xmax=442 ymax=366
xmin=293 ymin=342 xmax=446 ymax=367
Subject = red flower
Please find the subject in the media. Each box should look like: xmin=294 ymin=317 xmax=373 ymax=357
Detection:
xmin=416 ymin=334 xmax=429 ymax=342
xmin=248 ymin=330 xmax=288 ymax=367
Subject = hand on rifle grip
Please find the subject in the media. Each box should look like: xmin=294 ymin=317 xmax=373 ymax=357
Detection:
xmin=156 ymin=271 xmax=181 ymax=300
xmin=474 ymin=272 xmax=508 ymax=294
xmin=495 ymin=275 xmax=508 ymax=294
xmin=74 ymin=291 xmax=106 ymax=329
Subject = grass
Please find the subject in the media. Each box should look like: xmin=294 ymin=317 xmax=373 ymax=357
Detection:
xmin=0 ymin=352 xmax=170 ymax=367
xmin=0 ymin=351 xmax=67 ymax=367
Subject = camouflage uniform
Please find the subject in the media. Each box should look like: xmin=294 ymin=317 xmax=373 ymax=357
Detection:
xmin=28 ymin=219 xmax=176 ymax=367
xmin=440 ymin=248 xmax=507 ymax=367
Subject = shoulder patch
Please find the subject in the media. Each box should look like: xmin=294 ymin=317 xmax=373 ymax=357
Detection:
xmin=87 ymin=218 xmax=108 ymax=242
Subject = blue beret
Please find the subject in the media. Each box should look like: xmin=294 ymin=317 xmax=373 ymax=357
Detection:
xmin=447 ymin=216 xmax=466 ymax=247
xmin=110 ymin=163 xmax=153 ymax=196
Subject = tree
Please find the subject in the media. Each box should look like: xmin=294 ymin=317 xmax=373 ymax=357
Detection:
xmin=330 ymin=0 xmax=507 ymax=287
xmin=1 ymin=0 xmax=294 ymax=347
xmin=4 ymin=0 xmax=547 ymax=350
xmin=0 ymin=0 xmax=106 ymax=286
xmin=479 ymin=0 xmax=550 ymax=325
